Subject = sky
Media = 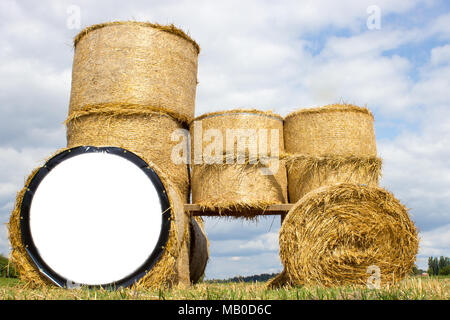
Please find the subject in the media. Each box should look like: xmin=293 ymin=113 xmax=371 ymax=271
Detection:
xmin=0 ymin=0 xmax=449 ymax=279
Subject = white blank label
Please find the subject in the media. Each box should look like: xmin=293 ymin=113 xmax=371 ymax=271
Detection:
xmin=29 ymin=151 xmax=163 ymax=286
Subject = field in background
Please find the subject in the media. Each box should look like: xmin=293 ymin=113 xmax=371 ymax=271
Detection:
xmin=0 ymin=276 xmax=448 ymax=300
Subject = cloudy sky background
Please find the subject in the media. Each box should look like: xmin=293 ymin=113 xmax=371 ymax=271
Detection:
xmin=0 ymin=0 xmax=449 ymax=279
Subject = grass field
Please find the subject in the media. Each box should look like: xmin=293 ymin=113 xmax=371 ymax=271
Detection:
xmin=0 ymin=276 xmax=449 ymax=300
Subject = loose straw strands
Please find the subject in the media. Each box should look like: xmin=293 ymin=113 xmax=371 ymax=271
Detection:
xmin=73 ymin=21 xmax=200 ymax=53
xmin=284 ymin=154 xmax=382 ymax=203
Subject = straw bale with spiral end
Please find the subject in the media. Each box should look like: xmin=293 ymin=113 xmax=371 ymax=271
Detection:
xmin=189 ymin=217 xmax=209 ymax=283
xmin=189 ymin=110 xmax=288 ymax=216
xmin=279 ymin=183 xmax=419 ymax=287
xmin=8 ymin=149 xmax=189 ymax=288
xmin=70 ymin=21 xmax=199 ymax=122
xmin=66 ymin=104 xmax=190 ymax=201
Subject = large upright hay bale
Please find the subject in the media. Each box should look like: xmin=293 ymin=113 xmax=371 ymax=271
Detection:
xmin=8 ymin=149 xmax=189 ymax=288
xmin=189 ymin=110 xmax=288 ymax=216
xmin=283 ymin=104 xmax=380 ymax=203
xmin=279 ymin=183 xmax=419 ymax=287
xmin=66 ymin=106 xmax=190 ymax=201
xmin=70 ymin=21 xmax=199 ymax=122
xmin=189 ymin=217 xmax=209 ymax=283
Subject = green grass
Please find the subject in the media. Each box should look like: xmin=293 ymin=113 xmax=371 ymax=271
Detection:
xmin=0 ymin=277 xmax=19 ymax=287
xmin=0 ymin=276 xmax=448 ymax=300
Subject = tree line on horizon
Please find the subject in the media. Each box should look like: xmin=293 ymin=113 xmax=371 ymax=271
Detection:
xmin=427 ymin=256 xmax=450 ymax=276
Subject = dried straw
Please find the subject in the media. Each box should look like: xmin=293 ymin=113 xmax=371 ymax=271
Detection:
xmin=8 ymin=148 xmax=189 ymax=289
xmin=189 ymin=110 xmax=288 ymax=217
xmin=74 ymin=21 xmax=200 ymax=53
xmin=284 ymin=104 xmax=377 ymax=157
xmin=284 ymin=154 xmax=382 ymax=203
xmin=70 ymin=21 xmax=199 ymax=122
xmin=278 ymin=183 xmax=419 ymax=287
xmin=189 ymin=217 xmax=209 ymax=284
xmin=65 ymin=103 xmax=190 ymax=201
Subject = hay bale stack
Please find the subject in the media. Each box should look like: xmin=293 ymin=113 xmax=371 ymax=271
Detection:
xmin=66 ymin=106 xmax=190 ymax=201
xmin=8 ymin=149 xmax=189 ymax=288
xmin=189 ymin=110 xmax=288 ymax=216
xmin=63 ymin=21 xmax=198 ymax=288
xmin=283 ymin=104 xmax=380 ymax=203
xmin=70 ymin=21 xmax=199 ymax=122
xmin=279 ymin=183 xmax=419 ymax=287
xmin=189 ymin=217 xmax=209 ymax=283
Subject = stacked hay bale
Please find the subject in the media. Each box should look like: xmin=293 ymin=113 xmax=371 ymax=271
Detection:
xmin=271 ymin=104 xmax=418 ymax=287
xmin=67 ymin=21 xmax=200 ymax=288
xmin=9 ymin=21 xmax=203 ymax=288
xmin=189 ymin=110 xmax=288 ymax=217
xmin=283 ymin=104 xmax=381 ymax=203
xmin=67 ymin=21 xmax=199 ymax=200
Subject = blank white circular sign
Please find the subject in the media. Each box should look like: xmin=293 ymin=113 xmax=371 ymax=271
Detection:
xmin=29 ymin=151 xmax=164 ymax=286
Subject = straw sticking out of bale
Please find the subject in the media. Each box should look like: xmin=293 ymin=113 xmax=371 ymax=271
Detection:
xmin=66 ymin=104 xmax=190 ymax=201
xmin=284 ymin=154 xmax=382 ymax=203
xmin=284 ymin=104 xmax=377 ymax=157
xmin=190 ymin=110 xmax=288 ymax=217
xmin=66 ymin=103 xmax=192 ymax=125
xmin=278 ymin=183 xmax=419 ymax=287
xmin=74 ymin=21 xmax=200 ymax=53
xmin=189 ymin=217 xmax=209 ymax=284
xmin=8 ymin=149 xmax=188 ymax=289
xmin=70 ymin=21 xmax=199 ymax=122
xmin=191 ymin=158 xmax=287 ymax=216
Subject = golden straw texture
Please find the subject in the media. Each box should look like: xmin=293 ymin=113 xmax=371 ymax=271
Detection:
xmin=284 ymin=104 xmax=377 ymax=156
xmin=70 ymin=21 xmax=199 ymax=122
xmin=284 ymin=154 xmax=382 ymax=203
xmin=8 ymin=149 xmax=188 ymax=289
xmin=74 ymin=21 xmax=200 ymax=53
xmin=66 ymin=104 xmax=190 ymax=201
xmin=189 ymin=217 xmax=209 ymax=284
xmin=278 ymin=183 xmax=419 ymax=287
xmin=189 ymin=110 xmax=288 ymax=216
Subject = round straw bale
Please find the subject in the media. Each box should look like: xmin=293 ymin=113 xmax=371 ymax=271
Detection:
xmin=279 ymin=183 xmax=419 ymax=287
xmin=285 ymin=154 xmax=382 ymax=203
xmin=66 ymin=104 xmax=190 ymax=201
xmin=284 ymin=104 xmax=377 ymax=156
xmin=8 ymin=148 xmax=189 ymax=289
xmin=189 ymin=217 xmax=209 ymax=283
xmin=189 ymin=109 xmax=288 ymax=216
xmin=70 ymin=21 xmax=199 ymax=122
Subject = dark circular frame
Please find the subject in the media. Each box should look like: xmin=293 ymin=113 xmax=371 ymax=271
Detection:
xmin=19 ymin=146 xmax=172 ymax=289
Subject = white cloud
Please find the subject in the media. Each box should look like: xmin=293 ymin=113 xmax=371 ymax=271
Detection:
xmin=416 ymin=224 xmax=450 ymax=270
xmin=239 ymin=232 xmax=279 ymax=252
